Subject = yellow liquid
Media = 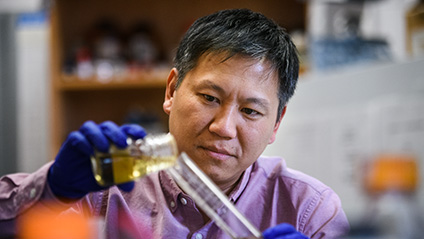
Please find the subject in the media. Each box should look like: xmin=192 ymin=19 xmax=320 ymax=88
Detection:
xmin=91 ymin=153 xmax=177 ymax=186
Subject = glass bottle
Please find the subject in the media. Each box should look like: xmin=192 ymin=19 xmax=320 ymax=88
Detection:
xmin=91 ymin=133 xmax=178 ymax=186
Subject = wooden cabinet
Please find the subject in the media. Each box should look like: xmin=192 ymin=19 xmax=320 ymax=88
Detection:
xmin=48 ymin=0 xmax=305 ymax=158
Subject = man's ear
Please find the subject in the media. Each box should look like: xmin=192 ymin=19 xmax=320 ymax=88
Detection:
xmin=268 ymin=106 xmax=287 ymax=144
xmin=163 ymin=68 xmax=178 ymax=115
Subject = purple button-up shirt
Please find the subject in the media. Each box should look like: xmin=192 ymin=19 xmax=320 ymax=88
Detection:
xmin=0 ymin=156 xmax=349 ymax=238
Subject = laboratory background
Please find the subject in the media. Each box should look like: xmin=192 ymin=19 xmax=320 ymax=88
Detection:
xmin=1 ymin=0 xmax=424 ymax=237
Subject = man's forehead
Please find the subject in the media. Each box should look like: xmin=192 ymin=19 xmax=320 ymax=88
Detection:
xmin=196 ymin=52 xmax=277 ymax=78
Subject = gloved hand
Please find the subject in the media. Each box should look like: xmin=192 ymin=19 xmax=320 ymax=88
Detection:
xmin=48 ymin=120 xmax=147 ymax=200
xmin=263 ymin=223 xmax=309 ymax=239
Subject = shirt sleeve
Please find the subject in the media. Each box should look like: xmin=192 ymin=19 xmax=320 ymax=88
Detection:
xmin=300 ymin=188 xmax=350 ymax=239
xmin=0 ymin=162 xmax=53 ymax=220
xmin=0 ymin=162 xmax=77 ymax=236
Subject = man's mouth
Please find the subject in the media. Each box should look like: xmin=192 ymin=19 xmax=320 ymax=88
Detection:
xmin=199 ymin=145 xmax=236 ymax=160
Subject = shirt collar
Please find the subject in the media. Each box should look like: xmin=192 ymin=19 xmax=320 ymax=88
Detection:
xmin=228 ymin=163 xmax=253 ymax=203
xmin=159 ymin=170 xmax=183 ymax=212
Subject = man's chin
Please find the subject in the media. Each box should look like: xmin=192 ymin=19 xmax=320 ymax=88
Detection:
xmin=198 ymin=167 xmax=225 ymax=184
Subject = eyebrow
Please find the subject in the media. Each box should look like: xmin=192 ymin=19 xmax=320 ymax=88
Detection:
xmin=196 ymin=79 xmax=225 ymax=94
xmin=197 ymin=80 xmax=271 ymax=110
xmin=245 ymin=97 xmax=270 ymax=111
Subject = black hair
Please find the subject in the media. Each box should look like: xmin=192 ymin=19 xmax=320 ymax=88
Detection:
xmin=174 ymin=9 xmax=299 ymax=122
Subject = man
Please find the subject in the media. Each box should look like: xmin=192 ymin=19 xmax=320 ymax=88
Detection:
xmin=0 ymin=9 xmax=349 ymax=238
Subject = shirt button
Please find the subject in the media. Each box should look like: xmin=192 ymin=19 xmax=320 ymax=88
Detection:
xmin=170 ymin=201 xmax=176 ymax=208
xmin=29 ymin=188 xmax=37 ymax=199
xmin=195 ymin=233 xmax=203 ymax=239
xmin=180 ymin=197 xmax=187 ymax=205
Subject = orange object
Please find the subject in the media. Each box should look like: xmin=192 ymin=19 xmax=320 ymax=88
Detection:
xmin=363 ymin=154 xmax=419 ymax=195
xmin=18 ymin=204 xmax=93 ymax=239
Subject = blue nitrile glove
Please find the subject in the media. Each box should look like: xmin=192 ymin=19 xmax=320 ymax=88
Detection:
xmin=263 ymin=223 xmax=309 ymax=239
xmin=48 ymin=120 xmax=147 ymax=200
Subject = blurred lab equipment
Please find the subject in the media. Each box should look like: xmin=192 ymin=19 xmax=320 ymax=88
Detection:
xmin=308 ymin=1 xmax=391 ymax=71
xmin=346 ymin=154 xmax=423 ymax=239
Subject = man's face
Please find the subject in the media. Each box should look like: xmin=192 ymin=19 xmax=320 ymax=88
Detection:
xmin=163 ymin=53 xmax=284 ymax=192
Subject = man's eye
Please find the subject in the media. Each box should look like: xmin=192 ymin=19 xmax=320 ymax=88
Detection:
xmin=203 ymin=94 xmax=217 ymax=102
xmin=242 ymin=108 xmax=260 ymax=116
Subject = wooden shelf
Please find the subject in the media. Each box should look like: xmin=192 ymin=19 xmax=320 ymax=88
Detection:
xmin=58 ymin=70 xmax=169 ymax=91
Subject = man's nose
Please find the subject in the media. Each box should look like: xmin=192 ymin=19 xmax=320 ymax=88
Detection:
xmin=209 ymin=106 xmax=237 ymax=139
